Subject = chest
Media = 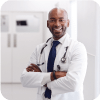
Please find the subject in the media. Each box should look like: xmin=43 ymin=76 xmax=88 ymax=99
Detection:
xmin=38 ymin=46 xmax=72 ymax=72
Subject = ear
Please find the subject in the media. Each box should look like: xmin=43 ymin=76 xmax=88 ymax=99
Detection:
xmin=47 ymin=20 xmax=49 ymax=28
xmin=67 ymin=19 xmax=70 ymax=27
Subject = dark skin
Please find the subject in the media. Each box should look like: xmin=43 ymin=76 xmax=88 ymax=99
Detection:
xmin=26 ymin=8 xmax=69 ymax=87
xmin=47 ymin=8 xmax=69 ymax=40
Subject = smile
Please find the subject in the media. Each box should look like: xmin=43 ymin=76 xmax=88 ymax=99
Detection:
xmin=53 ymin=28 xmax=62 ymax=31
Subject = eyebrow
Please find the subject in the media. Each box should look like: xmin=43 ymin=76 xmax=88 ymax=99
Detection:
xmin=59 ymin=17 xmax=64 ymax=19
xmin=50 ymin=17 xmax=64 ymax=19
xmin=50 ymin=18 xmax=55 ymax=19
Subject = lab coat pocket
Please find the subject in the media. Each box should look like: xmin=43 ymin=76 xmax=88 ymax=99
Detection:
xmin=38 ymin=61 xmax=46 ymax=72
xmin=58 ymin=53 xmax=70 ymax=72
xmin=59 ymin=61 xmax=69 ymax=72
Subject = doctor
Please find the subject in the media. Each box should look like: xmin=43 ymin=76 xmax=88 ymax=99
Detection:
xmin=21 ymin=8 xmax=87 ymax=100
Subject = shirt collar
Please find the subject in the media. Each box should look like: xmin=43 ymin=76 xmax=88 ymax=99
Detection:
xmin=51 ymin=33 xmax=67 ymax=45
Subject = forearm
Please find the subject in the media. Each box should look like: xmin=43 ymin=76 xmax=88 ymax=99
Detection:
xmin=44 ymin=71 xmax=67 ymax=89
xmin=50 ymin=71 xmax=67 ymax=81
xmin=47 ymin=62 xmax=87 ymax=96
xmin=21 ymin=69 xmax=51 ymax=88
xmin=25 ymin=63 xmax=67 ymax=88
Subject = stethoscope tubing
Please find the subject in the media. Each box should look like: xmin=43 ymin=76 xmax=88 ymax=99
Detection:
xmin=38 ymin=38 xmax=68 ymax=67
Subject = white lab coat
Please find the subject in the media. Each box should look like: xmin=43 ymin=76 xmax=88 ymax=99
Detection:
xmin=20 ymin=33 xmax=87 ymax=100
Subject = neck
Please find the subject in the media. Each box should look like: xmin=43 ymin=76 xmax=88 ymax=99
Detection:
xmin=53 ymin=33 xmax=66 ymax=40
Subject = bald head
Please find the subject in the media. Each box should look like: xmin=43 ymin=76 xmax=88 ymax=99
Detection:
xmin=48 ymin=8 xmax=68 ymax=20
xmin=47 ymin=7 xmax=69 ymax=40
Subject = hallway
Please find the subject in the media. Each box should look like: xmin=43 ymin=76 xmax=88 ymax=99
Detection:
xmin=1 ymin=83 xmax=38 ymax=100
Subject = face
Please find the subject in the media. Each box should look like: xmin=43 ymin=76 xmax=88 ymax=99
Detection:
xmin=47 ymin=8 xmax=69 ymax=40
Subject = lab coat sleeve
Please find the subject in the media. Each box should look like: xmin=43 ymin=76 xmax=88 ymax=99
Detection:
xmin=47 ymin=42 xmax=87 ymax=96
xmin=20 ymin=45 xmax=51 ymax=88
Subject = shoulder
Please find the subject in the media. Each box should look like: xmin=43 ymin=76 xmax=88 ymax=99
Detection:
xmin=36 ymin=42 xmax=45 ymax=48
xmin=74 ymin=40 xmax=86 ymax=51
xmin=69 ymin=38 xmax=86 ymax=49
xmin=69 ymin=39 xmax=87 ymax=56
xmin=36 ymin=42 xmax=46 ymax=52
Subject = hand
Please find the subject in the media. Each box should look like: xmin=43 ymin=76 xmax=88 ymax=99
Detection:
xmin=44 ymin=84 xmax=47 ymax=87
xmin=50 ymin=71 xmax=67 ymax=81
xmin=55 ymin=71 xmax=67 ymax=79
xmin=26 ymin=63 xmax=41 ymax=72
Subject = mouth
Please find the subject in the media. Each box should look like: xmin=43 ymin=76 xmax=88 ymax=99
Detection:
xmin=53 ymin=27 xmax=62 ymax=31
xmin=53 ymin=28 xmax=62 ymax=33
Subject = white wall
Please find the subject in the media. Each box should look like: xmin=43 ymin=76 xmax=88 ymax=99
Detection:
xmin=95 ymin=2 xmax=100 ymax=98
xmin=84 ymin=54 xmax=95 ymax=100
xmin=77 ymin=1 xmax=96 ymax=54
xmin=1 ymin=0 xmax=70 ymax=12
xmin=77 ymin=1 xmax=100 ymax=100
xmin=0 ymin=0 xmax=58 ymax=41
xmin=1 ymin=0 xmax=71 ymax=41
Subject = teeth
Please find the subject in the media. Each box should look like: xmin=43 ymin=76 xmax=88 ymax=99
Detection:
xmin=54 ymin=28 xmax=62 ymax=30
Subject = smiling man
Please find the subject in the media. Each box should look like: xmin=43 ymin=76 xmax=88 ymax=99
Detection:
xmin=47 ymin=8 xmax=69 ymax=40
xmin=21 ymin=8 xmax=87 ymax=100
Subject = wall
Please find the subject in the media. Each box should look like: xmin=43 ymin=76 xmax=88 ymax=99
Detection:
xmin=0 ymin=0 xmax=58 ymax=41
xmin=77 ymin=1 xmax=96 ymax=54
xmin=1 ymin=0 xmax=70 ymax=41
xmin=77 ymin=0 xmax=100 ymax=100
xmin=1 ymin=0 xmax=70 ymax=12
xmin=84 ymin=54 xmax=95 ymax=100
xmin=95 ymin=2 xmax=100 ymax=98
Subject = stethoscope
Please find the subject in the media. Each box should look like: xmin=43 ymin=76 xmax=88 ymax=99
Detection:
xmin=37 ymin=37 xmax=68 ymax=70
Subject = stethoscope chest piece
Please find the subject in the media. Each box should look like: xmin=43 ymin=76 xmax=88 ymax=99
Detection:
xmin=61 ymin=46 xmax=68 ymax=63
xmin=61 ymin=57 xmax=66 ymax=63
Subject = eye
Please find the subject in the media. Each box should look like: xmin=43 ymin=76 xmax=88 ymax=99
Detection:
xmin=50 ymin=20 xmax=55 ymax=22
xmin=59 ymin=19 xmax=64 ymax=22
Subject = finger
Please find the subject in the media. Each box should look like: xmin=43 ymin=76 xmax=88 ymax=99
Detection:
xmin=28 ymin=66 xmax=39 ymax=71
xmin=32 ymin=65 xmax=39 ymax=70
xmin=29 ymin=64 xmax=41 ymax=72
xmin=31 ymin=63 xmax=38 ymax=67
xmin=27 ymin=67 xmax=34 ymax=71
xmin=30 ymin=64 xmax=41 ymax=71
xmin=30 ymin=63 xmax=37 ymax=66
xmin=33 ymin=67 xmax=38 ymax=72
xmin=26 ymin=68 xmax=30 ymax=72
xmin=28 ymin=66 xmax=34 ymax=70
xmin=27 ymin=67 xmax=33 ymax=71
xmin=28 ymin=66 xmax=36 ymax=72
xmin=26 ymin=68 xmax=29 ymax=72
xmin=28 ymin=66 xmax=41 ymax=72
xmin=33 ymin=66 xmax=41 ymax=71
xmin=33 ymin=66 xmax=41 ymax=72
xmin=28 ymin=65 xmax=34 ymax=68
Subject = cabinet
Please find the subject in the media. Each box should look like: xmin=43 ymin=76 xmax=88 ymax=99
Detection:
xmin=1 ymin=12 xmax=44 ymax=83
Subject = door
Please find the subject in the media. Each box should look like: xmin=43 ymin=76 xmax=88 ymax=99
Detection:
xmin=12 ymin=12 xmax=44 ymax=83
xmin=1 ymin=12 xmax=44 ymax=83
xmin=1 ymin=12 xmax=12 ymax=83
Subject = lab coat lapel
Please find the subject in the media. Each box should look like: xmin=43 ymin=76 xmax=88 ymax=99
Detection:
xmin=54 ymin=34 xmax=70 ymax=70
xmin=44 ymin=39 xmax=52 ymax=72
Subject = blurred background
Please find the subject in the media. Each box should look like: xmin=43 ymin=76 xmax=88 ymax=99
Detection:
xmin=0 ymin=0 xmax=100 ymax=100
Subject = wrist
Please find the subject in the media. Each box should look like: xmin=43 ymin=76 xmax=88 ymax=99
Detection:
xmin=53 ymin=70 xmax=57 ymax=80
xmin=44 ymin=84 xmax=47 ymax=87
xmin=50 ymin=72 xmax=54 ymax=81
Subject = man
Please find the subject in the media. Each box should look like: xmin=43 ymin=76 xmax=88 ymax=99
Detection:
xmin=21 ymin=8 xmax=87 ymax=100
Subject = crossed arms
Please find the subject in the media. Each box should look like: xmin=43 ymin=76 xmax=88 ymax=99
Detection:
xmin=26 ymin=63 xmax=67 ymax=87
xmin=21 ymin=42 xmax=87 ymax=95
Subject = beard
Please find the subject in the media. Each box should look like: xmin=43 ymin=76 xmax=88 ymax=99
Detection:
xmin=49 ymin=26 xmax=67 ymax=39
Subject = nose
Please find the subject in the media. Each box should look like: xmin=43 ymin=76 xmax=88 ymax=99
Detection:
xmin=54 ymin=20 xmax=60 ymax=27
